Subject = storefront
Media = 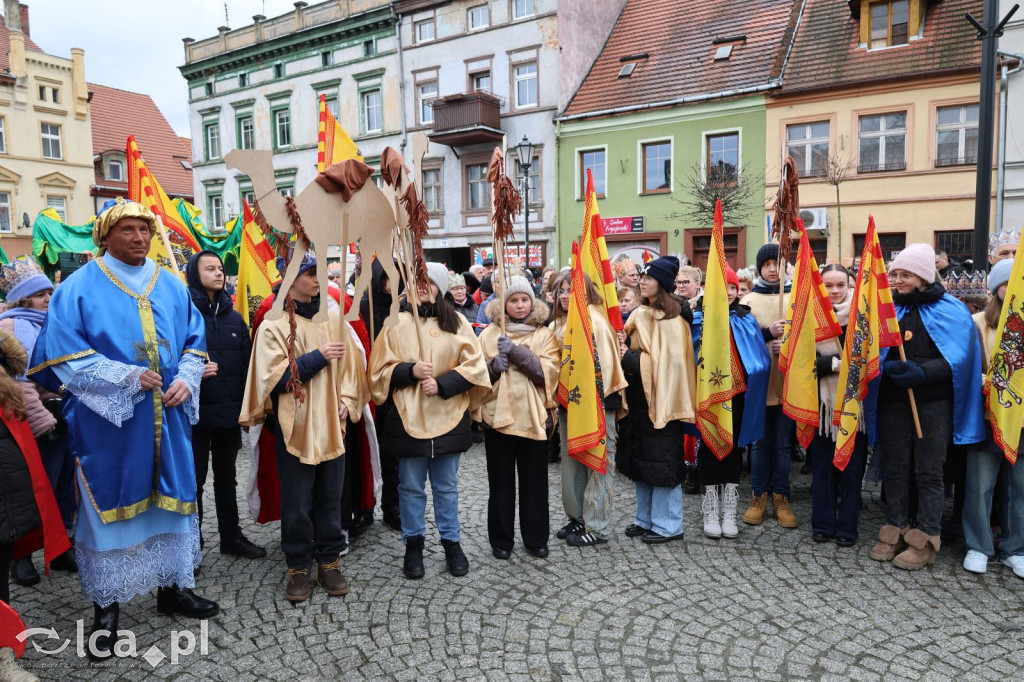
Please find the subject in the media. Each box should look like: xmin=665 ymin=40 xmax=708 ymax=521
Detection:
xmin=601 ymin=216 xmax=667 ymax=267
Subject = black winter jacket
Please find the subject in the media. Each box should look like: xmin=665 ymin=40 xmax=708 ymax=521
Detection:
xmin=186 ymin=251 xmax=253 ymax=429
xmin=360 ymin=259 xmax=403 ymax=348
xmin=879 ymin=283 xmax=953 ymax=404
xmin=0 ymin=420 xmax=40 ymax=544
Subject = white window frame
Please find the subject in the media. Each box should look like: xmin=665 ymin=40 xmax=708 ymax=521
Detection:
xmin=468 ymin=5 xmax=490 ymax=30
xmin=415 ymin=19 xmax=435 ymax=42
xmin=274 ymin=109 xmax=292 ymax=148
xmin=935 ymin=103 xmax=979 ymax=167
xmin=0 ymin=191 xmax=11 ymax=233
xmin=41 ymin=123 xmax=62 ymax=160
xmin=512 ymin=0 xmax=536 ymax=20
xmin=362 ymin=89 xmax=383 ymax=134
xmin=208 ymin=194 xmax=224 ymax=231
xmin=857 ymin=111 xmax=907 ymax=172
xmin=467 ymin=162 xmax=490 ymax=211
xmin=422 ymin=167 xmax=443 ymax=213
xmin=325 ymin=97 xmax=340 ymax=120
xmin=513 ymin=61 xmax=538 ymax=109
xmin=239 ymin=115 xmax=255 ymax=150
xmin=418 ymin=82 xmax=438 ymax=125
xmin=205 ymin=122 xmax=221 ymax=161
xmin=0 ymin=117 xmax=7 ymax=154
xmin=786 ymin=121 xmax=830 ymax=178
xmin=108 ymin=159 xmax=123 ymax=181
xmin=46 ymin=195 xmax=67 ymax=222
xmin=471 ymin=70 xmax=492 ymax=92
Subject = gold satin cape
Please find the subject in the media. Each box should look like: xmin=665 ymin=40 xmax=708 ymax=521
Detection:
xmin=368 ymin=312 xmax=491 ymax=439
xmin=478 ymin=319 xmax=560 ymax=441
xmin=624 ymin=306 xmax=697 ymax=429
xmin=551 ymin=304 xmax=629 ymax=403
xmin=740 ymin=290 xmax=790 ymax=406
xmin=240 ymin=312 xmax=369 ymax=465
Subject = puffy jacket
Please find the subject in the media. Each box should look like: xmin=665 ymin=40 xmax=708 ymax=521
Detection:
xmin=0 ymin=418 xmax=40 ymax=544
xmin=453 ymin=297 xmax=479 ymax=323
xmin=187 ymin=251 xmax=253 ymax=429
xmin=879 ymin=283 xmax=953 ymax=405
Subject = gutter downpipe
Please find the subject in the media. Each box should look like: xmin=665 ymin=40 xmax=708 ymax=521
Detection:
xmin=554 ymin=82 xmax=781 ymax=123
xmin=395 ymin=11 xmax=408 ymax=152
xmin=996 ymin=49 xmax=1024 ymax=232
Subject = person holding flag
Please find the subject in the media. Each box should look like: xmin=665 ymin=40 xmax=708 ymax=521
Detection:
xmin=962 ymin=256 xmax=1024 ymax=578
xmin=868 ymin=242 xmax=984 ymax=570
xmin=478 ymin=276 xmax=559 ymax=559
xmin=617 ymin=255 xmax=697 ymax=544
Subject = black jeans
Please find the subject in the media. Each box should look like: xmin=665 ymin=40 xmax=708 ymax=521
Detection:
xmin=879 ymin=399 xmax=953 ymax=536
xmin=376 ymin=403 xmax=400 ymax=514
xmin=809 ymin=431 xmax=867 ymax=541
xmin=276 ymin=445 xmax=346 ymax=569
xmin=697 ymin=397 xmax=744 ymax=487
xmin=37 ymin=431 xmax=75 ymax=533
xmin=192 ymin=426 xmax=243 ymax=539
xmin=484 ymin=429 xmax=549 ymax=551
xmin=339 ymin=419 xmax=360 ymax=531
xmin=0 ymin=541 xmax=11 ymax=604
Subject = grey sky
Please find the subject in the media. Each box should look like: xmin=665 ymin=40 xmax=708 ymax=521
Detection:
xmin=29 ymin=0 xmax=302 ymax=138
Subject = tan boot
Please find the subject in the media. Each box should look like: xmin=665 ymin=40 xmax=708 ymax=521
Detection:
xmin=741 ymin=492 xmax=768 ymax=525
xmin=869 ymin=524 xmax=907 ymax=562
xmin=771 ymin=493 xmax=798 ymax=529
xmin=893 ymin=529 xmax=939 ymax=571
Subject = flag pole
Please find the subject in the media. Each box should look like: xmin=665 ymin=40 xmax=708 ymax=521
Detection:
xmin=340 ymin=214 xmax=349 ymax=342
xmin=896 ymin=344 xmax=924 ymax=439
xmin=154 ymin=214 xmax=182 ymax=278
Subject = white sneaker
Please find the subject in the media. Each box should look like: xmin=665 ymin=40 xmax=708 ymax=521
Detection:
xmin=702 ymin=487 xmax=722 ymax=539
xmin=1001 ymin=554 xmax=1024 ymax=578
xmin=721 ymin=483 xmax=739 ymax=539
xmin=963 ymin=550 xmax=988 ymax=574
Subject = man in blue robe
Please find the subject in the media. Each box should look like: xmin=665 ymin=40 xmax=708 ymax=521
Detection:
xmin=29 ymin=198 xmax=218 ymax=661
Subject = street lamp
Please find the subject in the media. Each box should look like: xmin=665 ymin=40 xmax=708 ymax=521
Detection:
xmin=514 ymin=135 xmax=536 ymax=273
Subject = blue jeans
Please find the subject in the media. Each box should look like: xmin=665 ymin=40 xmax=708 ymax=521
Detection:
xmin=750 ymin=405 xmax=793 ymax=496
xmin=633 ymin=482 xmax=683 ymax=537
xmin=809 ymin=431 xmax=866 ymax=541
xmin=963 ymin=432 xmax=1024 ymax=559
xmin=398 ymin=455 xmax=462 ymax=543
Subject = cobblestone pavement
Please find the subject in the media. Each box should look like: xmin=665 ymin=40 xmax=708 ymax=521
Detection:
xmin=9 ymin=442 xmax=1024 ymax=681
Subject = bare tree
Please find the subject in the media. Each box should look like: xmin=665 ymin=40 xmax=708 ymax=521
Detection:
xmin=667 ymin=162 xmax=769 ymax=228
xmin=818 ymin=149 xmax=853 ymax=262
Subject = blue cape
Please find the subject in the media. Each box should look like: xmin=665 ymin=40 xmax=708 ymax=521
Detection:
xmin=691 ymin=307 xmax=771 ymax=446
xmin=865 ymin=293 xmax=984 ymax=446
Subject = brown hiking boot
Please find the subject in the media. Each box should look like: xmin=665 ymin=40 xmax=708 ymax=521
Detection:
xmin=285 ymin=568 xmax=312 ymax=602
xmin=771 ymin=494 xmax=798 ymax=528
xmin=869 ymin=524 xmax=907 ymax=562
xmin=893 ymin=529 xmax=939 ymax=571
xmin=316 ymin=558 xmax=350 ymax=596
xmin=742 ymin=492 xmax=769 ymax=525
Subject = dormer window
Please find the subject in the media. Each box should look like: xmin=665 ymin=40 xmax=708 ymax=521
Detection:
xmin=870 ymin=0 xmax=909 ymax=48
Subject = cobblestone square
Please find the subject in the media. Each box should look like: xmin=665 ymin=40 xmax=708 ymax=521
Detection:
xmin=9 ymin=442 xmax=1024 ymax=680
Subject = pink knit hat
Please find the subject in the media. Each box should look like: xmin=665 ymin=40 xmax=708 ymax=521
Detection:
xmin=888 ymin=243 xmax=938 ymax=284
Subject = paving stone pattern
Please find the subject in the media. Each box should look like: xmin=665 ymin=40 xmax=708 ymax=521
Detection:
xmin=10 ymin=442 xmax=1024 ymax=681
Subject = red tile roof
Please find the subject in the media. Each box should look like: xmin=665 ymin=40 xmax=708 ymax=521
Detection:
xmin=562 ymin=0 xmax=801 ymax=118
xmin=0 ymin=11 xmax=42 ymax=72
xmin=89 ymin=83 xmax=193 ymax=199
xmin=780 ymin=0 xmax=982 ymax=95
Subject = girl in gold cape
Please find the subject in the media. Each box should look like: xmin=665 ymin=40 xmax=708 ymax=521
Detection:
xmin=478 ymin=276 xmax=559 ymax=559
xmin=239 ymin=255 xmax=369 ymax=602
xmin=618 ymin=255 xmax=696 ymax=544
xmin=368 ymin=263 xmax=490 ymax=580
xmin=549 ymin=272 xmax=628 ymax=547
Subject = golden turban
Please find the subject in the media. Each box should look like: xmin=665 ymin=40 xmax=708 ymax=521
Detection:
xmin=93 ymin=197 xmax=157 ymax=253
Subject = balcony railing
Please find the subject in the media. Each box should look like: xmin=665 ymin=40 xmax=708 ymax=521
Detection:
xmin=857 ymin=161 xmax=907 ymax=174
xmin=429 ymin=91 xmax=504 ymax=147
xmin=935 ymin=155 xmax=978 ymax=168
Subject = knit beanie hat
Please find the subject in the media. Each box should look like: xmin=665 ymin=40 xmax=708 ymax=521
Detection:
xmin=479 ymin=276 xmax=494 ymax=295
xmin=988 ymin=257 xmax=1013 ymax=295
xmin=504 ymin=275 xmax=535 ymax=301
xmin=725 ymin=265 xmax=739 ymax=288
xmin=640 ymin=255 xmax=679 ymax=294
xmin=756 ymin=243 xmax=780 ymax=274
xmin=426 ymin=262 xmax=451 ymax=297
xmin=887 ymin=243 xmax=938 ymax=284
xmin=449 ymin=273 xmax=466 ymax=289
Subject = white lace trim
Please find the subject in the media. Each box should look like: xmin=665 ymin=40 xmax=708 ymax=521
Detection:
xmin=64 ymin=359 xmax=146 ymax=427
xmin=76 ymin=514 xmax=201 ymax=608
xmin=173 ymin=353 xmax=204 ymax=426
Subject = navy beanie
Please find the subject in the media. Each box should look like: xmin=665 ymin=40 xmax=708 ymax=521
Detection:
xmin=756 ymin=243 xmax=780 ymax=274
xmin=641 ymin=255 xmax=680 ymax=294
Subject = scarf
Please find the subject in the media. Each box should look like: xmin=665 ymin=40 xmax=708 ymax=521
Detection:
xmin=815 ymin=290 xmax=852 ymax=440
xmin=752 ymin=277 xmax=792 ymax=295
xmin=0 ymin=308 xmax=46 ymax=379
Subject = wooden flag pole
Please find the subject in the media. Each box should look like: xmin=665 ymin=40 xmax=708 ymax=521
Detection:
xmin=340 ymin=214 xmax=349 ymax=342
xmin=154 ymin=214 xmax=182 ymax=278
xmin=897 ymin=344 xmax=924 ymax=439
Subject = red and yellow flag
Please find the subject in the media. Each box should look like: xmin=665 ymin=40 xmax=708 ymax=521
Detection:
xmin=984 ymin=240 xmax=1024 ymax=465
xmin=580 ymin=169 xmax=623 ymax=331
xmin=234 ymin=200 xmax=281 ymax=327
xmin=557 ymin=241 xmax=608 ymax=474
xmin=696 ymin=199 xmax=746 ymax=459
xmin=127 ymin=135 xmax=200 ymax=275
xmin=317 ymin=94 xmax=362 ymax=172
xmin=832 ymin=216 xmax=902 ymax=470
xmin=779 ymin=220 xmax=842 ymax=448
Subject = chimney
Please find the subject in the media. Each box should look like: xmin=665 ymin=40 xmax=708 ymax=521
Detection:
xmin=19 ymin=3 xmax=28 ymax=37
xmin=3 ymin=0 xmax=20 ymax=31
xmin=3 ymin=0 xmax=24 ymax=78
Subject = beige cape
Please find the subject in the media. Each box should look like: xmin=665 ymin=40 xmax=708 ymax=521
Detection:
xmin=740 ymin=290 xmax=790 ymax=406
xmin=624 ymin=306 xmax=696 ymax=429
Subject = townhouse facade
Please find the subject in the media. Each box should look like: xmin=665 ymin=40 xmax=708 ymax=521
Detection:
xmin=1003 ymin=0 xmax=1024 ymax=233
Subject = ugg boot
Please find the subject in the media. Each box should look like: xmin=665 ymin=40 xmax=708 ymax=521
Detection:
xmin=893 ymin=529 xmax=939 ymax=571
xmin=771 ymin=493 xmax=798 ymax=529
xmin=742 ymin=492 xmax=769 ymax=525
xmin=0 ymin=647 xmax=38 ymax=682
xmin=869 ymin=524 xmax=907 ymax=562
xmin=702 ymin=486 xmax=722 ymax=539
xmin=721 ymin=483 xmax=739 ymax=539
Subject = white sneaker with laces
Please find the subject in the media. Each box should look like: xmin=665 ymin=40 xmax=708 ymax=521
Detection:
xmin=1001 ymin=554 xmax=1024 ymax=578
xmin=963 ymin=549 xmax=988 ymax=574
xmin=702 ymin=487 xmax=722 ymax=539
xmin=721 ymin=483 xmax=739 ymax=539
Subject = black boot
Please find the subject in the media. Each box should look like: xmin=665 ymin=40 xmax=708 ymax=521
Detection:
xmin=50 ymin=547 xmax=78 ymax=573
xmin=220 ymin=534 xmax=267 ymax=559
xmin=9 ymin=556 xmax=39 ymax=586
xmin=156 ymin=585 xmax=220 ymax=618
xmin=683 ymin=467 xmax=700 ymax=495
xmin=403 ymin=535 xmax=425 ymax=579
xmin=382 ymin=508 xmax=402 ymax=532
xmin=349 ymin=510 xmax=374 ymax=538
xmin=87 ymin=602 xmax=119 ymax=662
xmin=440 ymin=539 xmax=469 ymax=577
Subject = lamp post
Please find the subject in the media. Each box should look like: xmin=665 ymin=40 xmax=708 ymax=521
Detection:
xmin=514 ymin=135 xmax=536 ymax=273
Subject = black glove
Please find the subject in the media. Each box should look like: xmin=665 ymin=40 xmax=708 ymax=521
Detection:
xmin=490 ymin=353 xmax=509 ymax=374
xmin=887 ymin=361 xmax=928 ymax=389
